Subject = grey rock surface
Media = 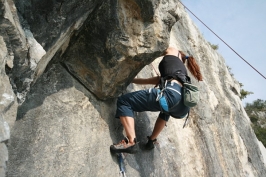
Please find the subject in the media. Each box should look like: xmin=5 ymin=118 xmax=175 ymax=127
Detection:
xmin=0 ymin=0 xmax=265 ymax=177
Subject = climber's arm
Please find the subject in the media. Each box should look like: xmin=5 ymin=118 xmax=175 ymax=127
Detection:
xmin=132 ymin=76 xmax=160 ymax=85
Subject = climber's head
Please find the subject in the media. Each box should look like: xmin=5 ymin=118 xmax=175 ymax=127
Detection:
xmin=163 ymin=47 xmax=179 ymax=57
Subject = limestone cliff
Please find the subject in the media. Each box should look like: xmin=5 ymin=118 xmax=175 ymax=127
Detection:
xmin=0 ymin=0 xmax=266 ymax=176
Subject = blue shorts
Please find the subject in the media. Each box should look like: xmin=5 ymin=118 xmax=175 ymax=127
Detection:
xmin=115 ymin=82 xmax=189 ymax=121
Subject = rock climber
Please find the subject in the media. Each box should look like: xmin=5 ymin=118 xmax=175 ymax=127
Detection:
xmin=110 ymin=47 xmax=203 ymax=154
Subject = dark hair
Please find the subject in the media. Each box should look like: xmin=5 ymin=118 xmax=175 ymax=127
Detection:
xmin=179 ymin=51 xmax=203 ymax=81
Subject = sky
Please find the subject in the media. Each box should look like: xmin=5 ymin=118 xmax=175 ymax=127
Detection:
xmin=182 ymin=0 xmax=266 ymax=105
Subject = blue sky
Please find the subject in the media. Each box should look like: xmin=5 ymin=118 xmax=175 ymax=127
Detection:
xmin=183 ymin=0 xmax=266 ymax=105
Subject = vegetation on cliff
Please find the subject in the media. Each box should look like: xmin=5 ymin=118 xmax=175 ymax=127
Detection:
xmin=245 ymin=99 xmax=266 ymax=147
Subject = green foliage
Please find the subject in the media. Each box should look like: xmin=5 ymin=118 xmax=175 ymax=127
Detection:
xmin=245 ymin=99 xmax=266 ymax=112
xmin=240 ymin=89 xmax=253 ymax=100
xmin=249 ymin=115 xmax=258 ymax=123
xmin=225 ymin=70 xmax=253 ymax=100
xmin=239 ymin=83 xmax=253 ymax=100
xmin=227 ymin=66 xmax=234 ymax=76
xmin=245 ymin=99 xmax=266 ymax=147
xmin=253 ymin=126 xmax=266 ymax=147
xmin=208 ymin=42 xmax=219 ymax=50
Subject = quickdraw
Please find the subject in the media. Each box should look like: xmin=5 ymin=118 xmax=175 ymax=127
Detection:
xmin=117 ymin=153 xmax=126 ymax=177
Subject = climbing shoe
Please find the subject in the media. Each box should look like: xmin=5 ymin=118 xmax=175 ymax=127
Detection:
xmin=145 ymin=136 xmax=157 ymax=150
xmin=110 ymin=137 xmax=138 ymax=154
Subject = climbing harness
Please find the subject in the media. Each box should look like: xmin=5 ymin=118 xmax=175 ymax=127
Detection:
xmin=117 ymin=153 xmax=126 ymax=177
xmin=156 ymin=80 xmax=182 ymax=113
xmin=156 ymin=80 xmax=169 ymax=112
xmin=151 ymin=60 xmax=193 ymax=128
xmin=156 ymin=79 xmax=191 ymax=128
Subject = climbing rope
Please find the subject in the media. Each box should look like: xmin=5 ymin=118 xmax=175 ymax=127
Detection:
xmin=179 ymin=1 xmax=266 ymax=80
xmin=150 ymin=63 xmax=160 ymax=76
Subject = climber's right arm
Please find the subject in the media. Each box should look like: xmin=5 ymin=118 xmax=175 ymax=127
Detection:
xmin=132 ymin=76 xmax=160 ymax=85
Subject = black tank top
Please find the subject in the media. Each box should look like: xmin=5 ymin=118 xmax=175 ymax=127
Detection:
xmin=159 ymin=55 xmax=187 ymax=79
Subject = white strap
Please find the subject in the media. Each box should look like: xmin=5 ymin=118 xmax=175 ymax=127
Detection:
xmin=156 ymin=80 xmax=168 ymax=101
xmin=156 ymin=80 xmax=181 ymax=101
xmin=166 ymin=87 xmax=181 ymax=95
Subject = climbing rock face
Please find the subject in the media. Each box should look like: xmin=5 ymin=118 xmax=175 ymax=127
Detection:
xmin=0 ymin=0 xmax=266 ymax=177
xmin=10 ymin=0 xmax=179 ymax=101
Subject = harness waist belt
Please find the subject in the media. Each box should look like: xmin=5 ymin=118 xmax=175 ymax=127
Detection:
xmin=166 ymin=87 xmax=181 ymax=95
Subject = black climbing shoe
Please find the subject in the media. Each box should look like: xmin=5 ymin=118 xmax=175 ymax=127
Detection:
xmin=145 ymin=136 xmax=157 ymax=150
xmin=110 ymin=137 xmax=138 ymax=154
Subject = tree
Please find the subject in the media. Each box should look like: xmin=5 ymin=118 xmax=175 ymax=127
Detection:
xmin=245 ymin=99 xmax=266 ymax=147
xmin=239 ymin=82 xmax=253 ymax=100
xmin=240 ymin=89 xmax=254 ymax=100
xmin=245 ymin=99 xmax=266 ymax=112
